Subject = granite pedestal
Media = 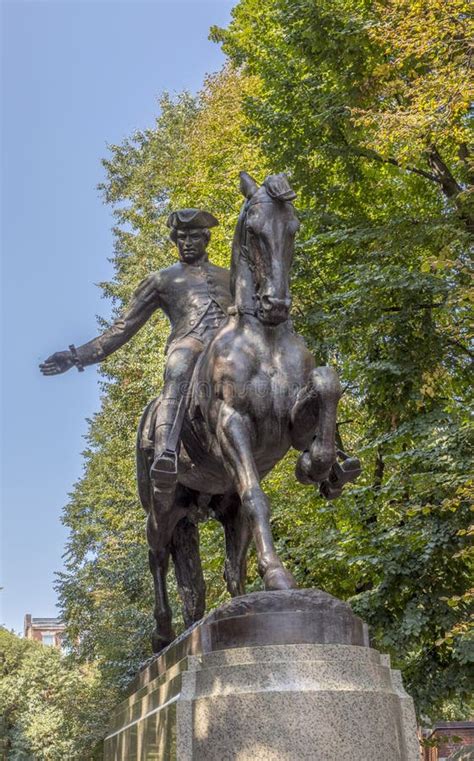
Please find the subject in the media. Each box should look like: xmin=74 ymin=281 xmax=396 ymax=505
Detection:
xmin=103 ymin=590 xmax=420 ymax=760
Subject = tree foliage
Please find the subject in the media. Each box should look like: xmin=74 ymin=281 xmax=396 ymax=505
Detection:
xmin=213 ymin=0 xmax=473 ymax=229
xmin=0 ymin=629 xmax=106 ymax=760
xmin=212 ymin=0 xmax=473 ymax=718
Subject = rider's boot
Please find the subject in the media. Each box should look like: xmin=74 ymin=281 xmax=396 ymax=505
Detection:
xmin=150 ymin=397 xmax=180 ymax=491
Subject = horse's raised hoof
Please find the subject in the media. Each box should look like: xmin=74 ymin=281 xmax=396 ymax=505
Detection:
xmin=263 ymin=565 xmax=298 ymax=591
xmin=319 ymin=480 xmax=343 ymax=500
xmin=295 ymin=449 xmax=332 ymax=485
xmin=295 ymin=451 xmax=316 ymax=485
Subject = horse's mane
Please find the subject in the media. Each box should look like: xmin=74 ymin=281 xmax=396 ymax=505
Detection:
xmin=230 ymin=208 xmax=246 ymax=300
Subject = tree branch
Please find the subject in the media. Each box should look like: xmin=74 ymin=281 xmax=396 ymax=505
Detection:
xmin=458 ymin=143 xmax=474 ymax=184
xmin=426 ymin=145 xmax=463 ymax=198
xmin=373 ymin=446 xmax=384 ymax=495
xmin=349 ymin=145 xmax=441 ymax=184
xmin=446 ymin=338 xmax=474 ymax=359
xmin=352 ymin=143 xmax=473 ymax=233
xmin=427 ymin=145 xmax=474 ymax=233
xmin=382 ymin=302 xmax=444 ymax=313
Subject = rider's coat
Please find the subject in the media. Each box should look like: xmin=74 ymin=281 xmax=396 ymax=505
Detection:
xmin=74 ymin=259 xmax=232 ymax=366
xmin=161 ymin=261 xmax=231 ymax=353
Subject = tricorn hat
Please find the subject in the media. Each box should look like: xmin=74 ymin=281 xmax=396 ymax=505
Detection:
xmin=166 ymin=208 xmax=219 ymax=230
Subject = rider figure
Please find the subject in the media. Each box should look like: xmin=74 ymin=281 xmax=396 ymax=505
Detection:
xmin=40 ymin=209 xmax=232 ymax=489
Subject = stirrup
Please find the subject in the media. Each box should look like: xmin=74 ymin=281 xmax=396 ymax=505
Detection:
xmin=150 ymin=449 xmax=178 ymax=489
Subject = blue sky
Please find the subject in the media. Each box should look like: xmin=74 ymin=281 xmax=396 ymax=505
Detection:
xmin=1 ymin=0 xmax=234 ymax=634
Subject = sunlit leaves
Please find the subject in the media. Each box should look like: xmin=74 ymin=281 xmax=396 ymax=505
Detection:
xmin=0 ymin=629 xmax=106 ymax=760
xmin=217 ymin=0 xmax=473 ymax=719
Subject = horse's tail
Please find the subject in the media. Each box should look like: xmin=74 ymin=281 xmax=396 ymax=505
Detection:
xmin=136 ymin=398 xmax=160 ymax=514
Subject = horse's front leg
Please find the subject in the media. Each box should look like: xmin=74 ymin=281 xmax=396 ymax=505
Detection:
xmin=291 ymin=366 xmax=341 ymax=482
xmin=217 ymin=403 xmax=296 ymax=591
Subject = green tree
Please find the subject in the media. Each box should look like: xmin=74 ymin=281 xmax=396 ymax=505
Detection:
xmin=0 ymin=628 xmax=106 ymax=760
xmin=213 ymin=0 xmax=473 ymax=230
xmin=212 ymin=0 xmax=473 ymax=718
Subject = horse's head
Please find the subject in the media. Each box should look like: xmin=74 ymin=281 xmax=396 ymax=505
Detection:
xmin=238 ymin=172 xmax=299 ymax=326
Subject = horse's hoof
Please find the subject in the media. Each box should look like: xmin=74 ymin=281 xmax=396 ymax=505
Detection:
xmin=151 ymin=629 xmax=175 ymax=654
xmin=308 ymin=442 xmax=336 ymax=482
xmin=263 ymin=565 xmax=298 ymax=591
xmin=295 ymin=449 xmax=333 ymax=485
xmin=319 ymin=457 xmax=362 ymax=500
xmin=308 ymin=458 xmax=334 ymax=482
xmin=295 ymin=451 xmax=316 ymax=485
xmin=338 ymin=456 xmax=362 ymax=484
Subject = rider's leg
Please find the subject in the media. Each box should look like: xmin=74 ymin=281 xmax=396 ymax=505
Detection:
xmin=216 ymin=402 xmax=296 ymax=590
xmin=151 ymin=337 xmax=203 ymax=484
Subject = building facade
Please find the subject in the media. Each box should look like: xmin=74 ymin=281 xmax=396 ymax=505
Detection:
xmin=422 ymin=722 xmax=474 ymax=760
xmin=23 ymin=614 xmax=65 ymax=648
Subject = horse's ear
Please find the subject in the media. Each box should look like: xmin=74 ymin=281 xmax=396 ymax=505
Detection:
xmin=239 ymin=172 xmax=258 ymax=199
xmin=264 ymin=173 xmax=297 ymax=201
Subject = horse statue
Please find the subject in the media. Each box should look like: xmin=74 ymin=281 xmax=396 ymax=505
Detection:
xmin=137 ymin=172 xmax=361 ymax=652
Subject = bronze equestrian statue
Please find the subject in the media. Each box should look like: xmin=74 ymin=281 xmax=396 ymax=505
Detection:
xmin=40 ymin=172 xmax=360 ymax=652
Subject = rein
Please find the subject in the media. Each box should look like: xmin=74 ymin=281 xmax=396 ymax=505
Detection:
xmin=234 ymin=198 xmax=276 ymax=318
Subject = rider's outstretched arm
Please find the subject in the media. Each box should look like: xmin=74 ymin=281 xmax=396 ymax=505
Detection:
xmin=40 ymin=273 xmax=162 ymax=375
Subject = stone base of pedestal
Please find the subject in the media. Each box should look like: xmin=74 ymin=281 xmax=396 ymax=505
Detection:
xmin=103 ymin=590 xmax=420 ymax=761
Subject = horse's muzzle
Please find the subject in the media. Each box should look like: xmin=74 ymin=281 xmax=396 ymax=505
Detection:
xmin=258 ymin=294 xmax=292 ymax=325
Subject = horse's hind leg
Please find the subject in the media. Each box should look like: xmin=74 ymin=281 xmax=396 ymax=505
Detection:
xmin=171 ymin=515 xmax=206 ymax=629
xmin=147 ymin=487 xmax=187 ymax=653
xmin=214 ymin=493 xmax=251 ymax=597
xmin=147 ymin=539 xmax=173 ymax=654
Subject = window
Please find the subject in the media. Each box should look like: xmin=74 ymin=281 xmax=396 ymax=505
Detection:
xmin=42 ymin=634 xmax=54 ymax=646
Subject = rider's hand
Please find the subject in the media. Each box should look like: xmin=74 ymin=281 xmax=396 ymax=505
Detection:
xmin=39 ymin=350 xmax=75 ymax=376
